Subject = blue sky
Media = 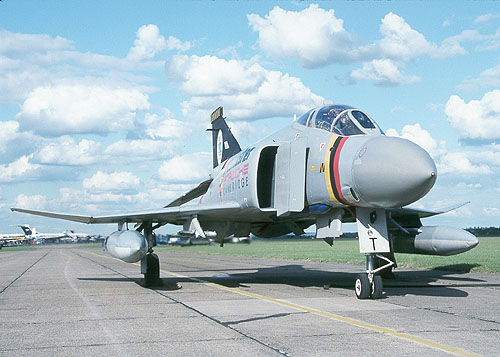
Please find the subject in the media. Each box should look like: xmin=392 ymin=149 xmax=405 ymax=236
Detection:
xmin=1 ymin=1 xmax=500 ymax=235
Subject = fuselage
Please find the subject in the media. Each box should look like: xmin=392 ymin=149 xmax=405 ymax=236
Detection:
xmin=200 ymin=105 xmax=437 ymax=230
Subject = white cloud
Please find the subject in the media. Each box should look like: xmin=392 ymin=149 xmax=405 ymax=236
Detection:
xmin=248 ymin=7 xmax=466 ymax=70
xmin=158 ymin=152 xmax=211 ymax=183
xmin=0 ymin=156 xmax=42 ymax=183
xmin=386 ymin=123 xmax=446 ymax=158
xmin=144 ymin=110 xmax=192 ymax=140
xmin=17 ymin=84 xmax=150 ymax=136
xmin=166 ymin=55 xmax=266 ymax=96
xmin=103 ymin=139 xmax=175 ymax=161
xmin=350 ymin=59 xmax=420 ymax=86
xmin=438 ymin=152 xmax=492 ymax=175
xmin=127 ymin=24 xmax=167 ymax=61
xmin=458 ymin=63 xmax=500 ymax=90
xmin=167 ymin=55 xmax=324 ymax=121
xmin=13 ymin=193 xmax=48 ymax=210
xmin=166 ymin=36 xmax=191 ymax=51
xmin=482 ymin=207 xmax=500 ymax=216
xmin=127 ymin=25 xmax=191 ymax=61
xmin=445 ymin=90 xmax=500 ymax=140
xmin=82 ymin=171 xmax=140 ymax=193
xmin=376 ymin=13 xmax=465 ymax=61
xmin=248 ymin=4 xmax=355 ymax=68
xmin=474 ymin=14 xmax=500 ymax=24
xmin=33 ymin=137 xmax=102 ymax=166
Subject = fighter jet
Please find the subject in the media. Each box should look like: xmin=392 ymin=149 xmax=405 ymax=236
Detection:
xmin=11 ymin=105 xmax=478 ymax=299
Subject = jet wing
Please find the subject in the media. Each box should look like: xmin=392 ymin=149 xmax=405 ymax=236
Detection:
xmin=11 ymin=201 xmax=241 ymax=225
xmin=389 ymin=201 xmax=470 ymax=219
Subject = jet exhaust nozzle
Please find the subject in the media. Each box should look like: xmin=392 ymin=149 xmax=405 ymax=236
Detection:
xmin=393 ymin=226 xmax=478 ymax=256
xmin=106 ymin=230 xmax=148 ymax=263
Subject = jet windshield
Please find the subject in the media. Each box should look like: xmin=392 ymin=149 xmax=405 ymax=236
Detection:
xmin=296 ymin=105 xmax=382 ymax=136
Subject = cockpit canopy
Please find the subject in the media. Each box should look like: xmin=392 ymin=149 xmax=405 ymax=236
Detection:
xmin=296 ymin=105 xmax=383 ymax=136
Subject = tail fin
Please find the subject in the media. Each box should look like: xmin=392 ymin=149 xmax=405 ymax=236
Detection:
xmin=19 ymin=224 xmax=32 ymax=236
xmin=208 ymin=107 xmax=241 ymax=168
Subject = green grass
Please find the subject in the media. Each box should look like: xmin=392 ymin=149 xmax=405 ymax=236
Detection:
xmin=155 ymin=236 xmax=500 ymax=274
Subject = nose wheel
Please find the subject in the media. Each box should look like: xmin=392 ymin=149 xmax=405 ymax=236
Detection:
xmin=355 ymin=254 xmax=393 ymax=299
xmin=355 ymin=273 xmax=383 ymax=299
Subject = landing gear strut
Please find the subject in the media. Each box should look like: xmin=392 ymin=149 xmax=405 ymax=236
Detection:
xmin=355 ymin=254 xmax=393 ymax=299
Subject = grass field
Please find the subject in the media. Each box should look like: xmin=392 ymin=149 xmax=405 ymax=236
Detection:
xmin=155 ymin=236 xmax=500 ymax=274
xmin=2 ymin=237 xmax=498 ymax=273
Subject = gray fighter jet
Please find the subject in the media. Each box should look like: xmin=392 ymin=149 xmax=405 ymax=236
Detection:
xmin=12 ymin=105 xmax=478 ymax=299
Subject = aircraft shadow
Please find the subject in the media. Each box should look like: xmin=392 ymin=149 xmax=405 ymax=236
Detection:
xmin=78 ymin=263 xmax=500 ymax=298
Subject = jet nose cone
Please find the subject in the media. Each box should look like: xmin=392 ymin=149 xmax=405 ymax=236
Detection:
xmin=352 ymin=136 xmax=437 ymax=207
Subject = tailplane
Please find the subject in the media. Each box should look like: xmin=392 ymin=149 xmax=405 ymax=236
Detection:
xmin=208 ymin=107 xmax=241 ymax=168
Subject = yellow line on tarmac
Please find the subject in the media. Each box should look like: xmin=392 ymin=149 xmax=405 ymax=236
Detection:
xmin=83 ymin=250 xmax=478 ymax=357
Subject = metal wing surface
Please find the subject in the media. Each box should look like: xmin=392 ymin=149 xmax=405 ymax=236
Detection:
xmin=389 ymin=201 xmax=470 ymax=219
xmin=11 ymin=201 xmax=241 ymax=225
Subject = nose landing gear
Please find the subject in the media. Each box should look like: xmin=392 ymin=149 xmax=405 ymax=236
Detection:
xmin=355 ymin=254 xmax=393 ymax=299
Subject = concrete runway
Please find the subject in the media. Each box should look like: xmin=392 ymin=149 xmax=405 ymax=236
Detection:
xmin=0 ymin=245 xmax=499 ymax=356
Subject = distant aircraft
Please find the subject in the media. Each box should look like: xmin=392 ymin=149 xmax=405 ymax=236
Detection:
xmin=12 ymin=105 xmax=479 ymax=299
xmin=18 ymin=225 xmax=70 ymax=243
xmin=64 ymin=230 xmax=92 ymax=243
xmin=0 ymin=231 xmax=26 ymax=248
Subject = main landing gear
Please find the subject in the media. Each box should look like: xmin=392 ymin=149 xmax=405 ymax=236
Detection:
xmin=355 ymin=254 xmax=394 ymax=299
xmin=142 ymin=252 xmax=161 ymax=287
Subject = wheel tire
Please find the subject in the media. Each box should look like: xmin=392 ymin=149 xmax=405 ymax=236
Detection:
xmin=370 ymin=275 xmax=384 ymax=299
xmin=144 ymin=253 xmax=160 ymax=286
xmin=355 ymin=273 xmax=370 ymax=299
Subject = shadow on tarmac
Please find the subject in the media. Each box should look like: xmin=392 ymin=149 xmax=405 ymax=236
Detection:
xmin=79 ymin=263 xmax=500 ymax=298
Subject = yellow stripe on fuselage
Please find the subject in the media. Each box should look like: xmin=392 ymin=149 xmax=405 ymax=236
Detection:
xmin=324 ymin=134 xmax=341 ymax=204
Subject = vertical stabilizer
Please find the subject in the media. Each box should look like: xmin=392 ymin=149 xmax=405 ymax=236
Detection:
xmin=19 ymin=224 xmax=32 ymax=236
xmin=209 ymin=107 xmax=241 ymax=168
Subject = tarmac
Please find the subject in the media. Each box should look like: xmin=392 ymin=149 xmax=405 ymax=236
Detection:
xmin=1 ymin=244 xmax=499 ymax=356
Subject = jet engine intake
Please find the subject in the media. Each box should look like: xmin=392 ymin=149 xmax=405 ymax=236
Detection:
xmin=106 ymin=230 xmax=148 ymax=263
xmin=392 ymin=226 xmax=478 ymax=256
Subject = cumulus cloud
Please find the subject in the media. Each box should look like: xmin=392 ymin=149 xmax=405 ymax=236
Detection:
xmin=33 ymin=137 xmax=102 ymax=166
xmin=83 ymin=171 xmax=141 ymax=193
xmin=13 ymin=193 xmax=48 ymax=210
xmin=350 ymin=59 xmax=420 ymax=86
xmin=445 ymin=90 xmax=500 ymax=140
xmin=0 ymin=156 xmax=42 ymax=183
xmin=143 ymin=109 xmax=192 ymax=140
xmin=103 ymin=139 xmax=175 ymax=161
xmin=248 ymin=6 xmax=467 ymax=71
xmin=127 ymin=24 xmax=191 ymax=61
xmin=375 ymin=13 xmax=465 ymax=61
xmin=438 ymin=152 xmax=492 ymax=175
xmin=248 ymin=4 xmax=355 ymax=68
xmin=386 ymin=123 xmax=446 ymax=158
xmin=158 ymin=152 xmax=211 ymax=183
xmin=166 ymin=55 xmax=324 ymax=121
xmin=17 ymin=84 xmax=150 ymax=136
xmin=474 ymin=14 xmax=500 ymax=24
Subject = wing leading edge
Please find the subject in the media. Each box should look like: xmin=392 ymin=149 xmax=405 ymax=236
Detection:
xmin=11 ymin=201 xmax=241 ymax=225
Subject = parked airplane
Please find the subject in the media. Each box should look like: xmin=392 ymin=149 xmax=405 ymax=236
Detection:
xmin=64 ymin=230 xmax=93 ymax=243
xmin=0 ymin=232 xmax=26 ymax=248
xmin=19 ymin=225 xmax=70 ymax=243
xmin=12 ymin=105 xmax=478 ymax=299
